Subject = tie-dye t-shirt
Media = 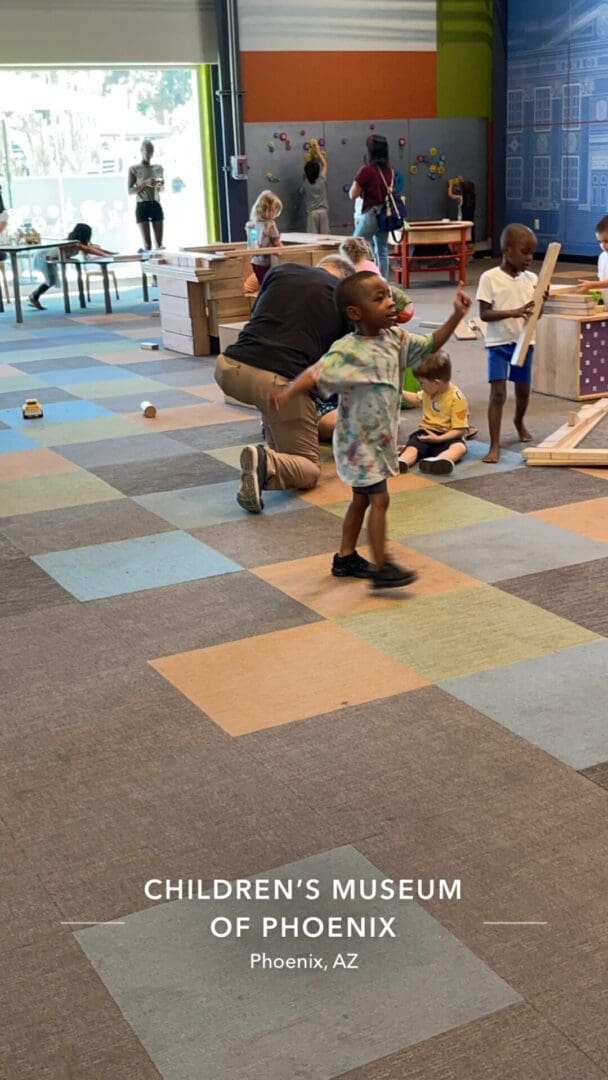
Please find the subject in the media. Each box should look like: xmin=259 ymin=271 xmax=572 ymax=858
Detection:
xmin=314 ymin=326 xmax=433 ymax=487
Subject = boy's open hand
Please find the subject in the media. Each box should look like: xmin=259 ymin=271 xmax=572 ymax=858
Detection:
xmin=575 ymin=280 xmax=596 ymax=294
xmin=516 ymin=300 xmax=535 ymax=320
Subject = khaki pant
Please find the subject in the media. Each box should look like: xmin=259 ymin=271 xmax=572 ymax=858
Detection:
xmin=306 ymin=209 xmax=330 ymax=234
xmin=215 ymin=354 xmax=321 ymax=491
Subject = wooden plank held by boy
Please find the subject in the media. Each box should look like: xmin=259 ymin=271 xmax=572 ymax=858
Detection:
xmin=511 ymin=241 xmax=561 ymax=367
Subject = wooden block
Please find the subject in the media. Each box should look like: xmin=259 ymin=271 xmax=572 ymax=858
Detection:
xmin=532 ymin=315 xmax=580 ymax=399
xmin=207 ymin=297 xmax=250 ymax=335
xmin=159 ymin=293 xmax=191 ymax=318
xmin=206 ymin=278 xmax=248 ymax=300
xmin=157 ymin=277 xmax=189 ymax=299
xmin=140 ymin=342 xmax=159 ymax=350
xmin=186 ymin=282 xmax=208 ymax=319
xmin=511 ymin=241 xmax=561 ymax=366
xmin=218 ymin=321 xmax=248 ymax=353
xmin=454 ymin=320 xmax=478 ymax=340
xmin=162 ymin=329 xmax=195 ymax=355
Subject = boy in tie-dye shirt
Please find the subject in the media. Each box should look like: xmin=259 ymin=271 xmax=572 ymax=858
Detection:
xmin=269 ymin=271 xmax=471 ymax=588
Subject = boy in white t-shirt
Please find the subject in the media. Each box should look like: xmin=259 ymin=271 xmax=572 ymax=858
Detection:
xmin=476 ymin=223 xmax=538 ymax=463
xmin=575 ymin=214 xmax=608 ymax=294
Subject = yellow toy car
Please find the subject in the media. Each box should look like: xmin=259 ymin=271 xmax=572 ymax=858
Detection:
xmin=22 ymin=398 xmax=44 ymax=419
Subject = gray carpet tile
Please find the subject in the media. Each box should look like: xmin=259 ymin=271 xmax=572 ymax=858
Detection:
xmin=447 ymin=466 xmax=608 ymax=511
xmin=168 ymin=418 xmax=262 ymax=450
xmin=0 ymin=532 xmax=25 ymax=561
xmin=239 ymin=685 xmax=555 ymax=837
xmin=580 ymin=422 xmax=608 ymax=448
xmin=0 ymin=674 xmax=341 ymax=920
xmin=92 ymin=388 xmax=203 ymax=414
xmin=0 ymin=823 xmax=63 ymax=953
xmin=0 ymin=935 xmax=162 ymax=1080
xmin=0 ymin=386 xmax=79 ymax=409
xmin=191 ymin=505 xmax=343 ymax=567
xmin=580 ymin=761 xmax=608 ymax=790
xmin=496 ymin=557 xmax=608 ymax=634
xmin=530 ymin=965 xmax=608 ymax=1074
xmin=357 ymin=788 xmax=608 ymax=999
xmin=0 ymin=557 xmax=77 ymax=618
xmin=76 ymin=845 xmax=519 ymax=1080
xmin=440 ymin=641 xmax=608 ymax=770
xmin=54 ymin=431 xmax=193 ymax=468
xmin=0 ymin=499 xmax=174 ymax=555
xmin=0 ymin=604 xmax=137 ymax=698
xmin=89 ymin=450 xmax=238 ymax=496
xmin=9 ymin=354 xmax=110 ymax=374
xmin=337 ymin=1002 xmax=607 ymax=1079
xmin=91 ymin=570 xmax=322 ymax=660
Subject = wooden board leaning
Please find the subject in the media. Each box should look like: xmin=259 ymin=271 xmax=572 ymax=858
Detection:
xmin=511 ymin=241 xmax=561 ymax=367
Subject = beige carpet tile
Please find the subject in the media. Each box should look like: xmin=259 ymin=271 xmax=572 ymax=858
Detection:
xmin=0 ymin=447 xmax=80 ymax=480
xmin=531 ymin=495 xmax=608 ymax=542
xmin=125 ymin=401 xmax=253 ymax=431
xmin=150 ymin=621 xmax=428 ymax=735
xmin=251 ymin=542 xmax=480 ymax=619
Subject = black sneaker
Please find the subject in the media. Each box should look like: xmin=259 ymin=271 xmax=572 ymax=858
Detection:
xmin=237 ymin=444 xmax=266 ymax=513
xmin=419 ymin=457 xmax=454 ymax=475
xmin=27 ymin=293 xmax=45 ymax=310
xmin=371 ymin=561 xmax=418 ymax=589
xmin=398 ymin=458 xmax=409 ymax=474
xmin=332 ymin=551 xmax=373 ymax=578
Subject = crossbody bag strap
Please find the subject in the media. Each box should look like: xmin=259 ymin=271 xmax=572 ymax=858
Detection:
xmin=376 ymin=166 xmax=395 ymax=194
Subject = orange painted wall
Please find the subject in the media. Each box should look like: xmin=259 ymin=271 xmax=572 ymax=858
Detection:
xmin=241 ymin=51 xmax=437 ymax=122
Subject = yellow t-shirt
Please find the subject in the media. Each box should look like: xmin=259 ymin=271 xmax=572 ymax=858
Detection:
xmin=417 ymin=383 xmax=469 ymax=433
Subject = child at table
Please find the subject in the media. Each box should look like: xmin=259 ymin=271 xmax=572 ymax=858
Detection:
xmin=28 ymin=223 xmax=114 ymax=309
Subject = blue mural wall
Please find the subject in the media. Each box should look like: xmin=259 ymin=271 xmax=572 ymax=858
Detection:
xmin=507 ymin=0 xmax=608 ymax=255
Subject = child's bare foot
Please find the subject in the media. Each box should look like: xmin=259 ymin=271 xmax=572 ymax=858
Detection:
xmin=482 ymin=448 xmax=500 ymax=463
xmin=515 ymin=422 xmax=533 ymax=442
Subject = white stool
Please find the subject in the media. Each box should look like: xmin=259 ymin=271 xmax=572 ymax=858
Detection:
xmin=85 ymin=267 xmax=119 ymax=301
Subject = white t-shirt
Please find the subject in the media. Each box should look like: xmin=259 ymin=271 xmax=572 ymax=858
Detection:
xmin=476 ymin=266 xmax=538 ymax=347
xmin=598 ymin=250 xmax=608 ymax=281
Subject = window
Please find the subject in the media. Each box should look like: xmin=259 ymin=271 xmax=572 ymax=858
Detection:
xmin=561 ymin=155 xmax=580 ymax=201
xmin=507 ymin=89 xmax=524 ymax=131
xmin=0 ymin=67 xmax=207 ymax=255
xmin=563 ymin=83 xmax=582 ymax=126
xmin=533 ymin=156 xmax=551 ymax=200
xmin=534 ymin=87 xmax=552 ymax=130
xmin=506 ymin=157 xmax=523 ymax=200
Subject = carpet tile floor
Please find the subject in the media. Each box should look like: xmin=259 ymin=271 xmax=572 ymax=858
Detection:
xmin=2 ymin=282 xmax=608 ymax=1078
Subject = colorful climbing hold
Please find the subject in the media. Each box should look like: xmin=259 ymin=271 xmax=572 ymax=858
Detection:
xmin=279 ymin=132 xmax=288 ymax=141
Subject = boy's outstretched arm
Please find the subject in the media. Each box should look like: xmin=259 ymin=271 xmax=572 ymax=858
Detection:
xmin=431 ymin=288 xmax=472 ymax=351
xmin=268 ymin=366 xmax=318 ymax=411
xmin=402 ymin=390 xmax=421 ymax=406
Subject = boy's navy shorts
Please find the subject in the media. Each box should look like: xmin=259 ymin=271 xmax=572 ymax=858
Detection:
xmin=487 ymin=342 xmax=533 ymax=383
xmin=406 ymin=429 xmax=467 ymax=459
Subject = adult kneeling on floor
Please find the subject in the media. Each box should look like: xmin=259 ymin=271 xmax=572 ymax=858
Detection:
xmin=214 ymin=254 xmax=355 ymax=513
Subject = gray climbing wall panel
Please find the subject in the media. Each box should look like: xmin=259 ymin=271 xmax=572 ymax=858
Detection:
xmin=244 ymin=118 xmax=488 ymax=239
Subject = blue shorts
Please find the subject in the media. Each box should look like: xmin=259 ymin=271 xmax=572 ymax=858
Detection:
xmin=487 ymin=342 xmax=533 ymax=384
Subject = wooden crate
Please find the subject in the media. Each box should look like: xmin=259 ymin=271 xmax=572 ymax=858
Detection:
xmin=534 ymin=313 xmax=608 ymax=400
